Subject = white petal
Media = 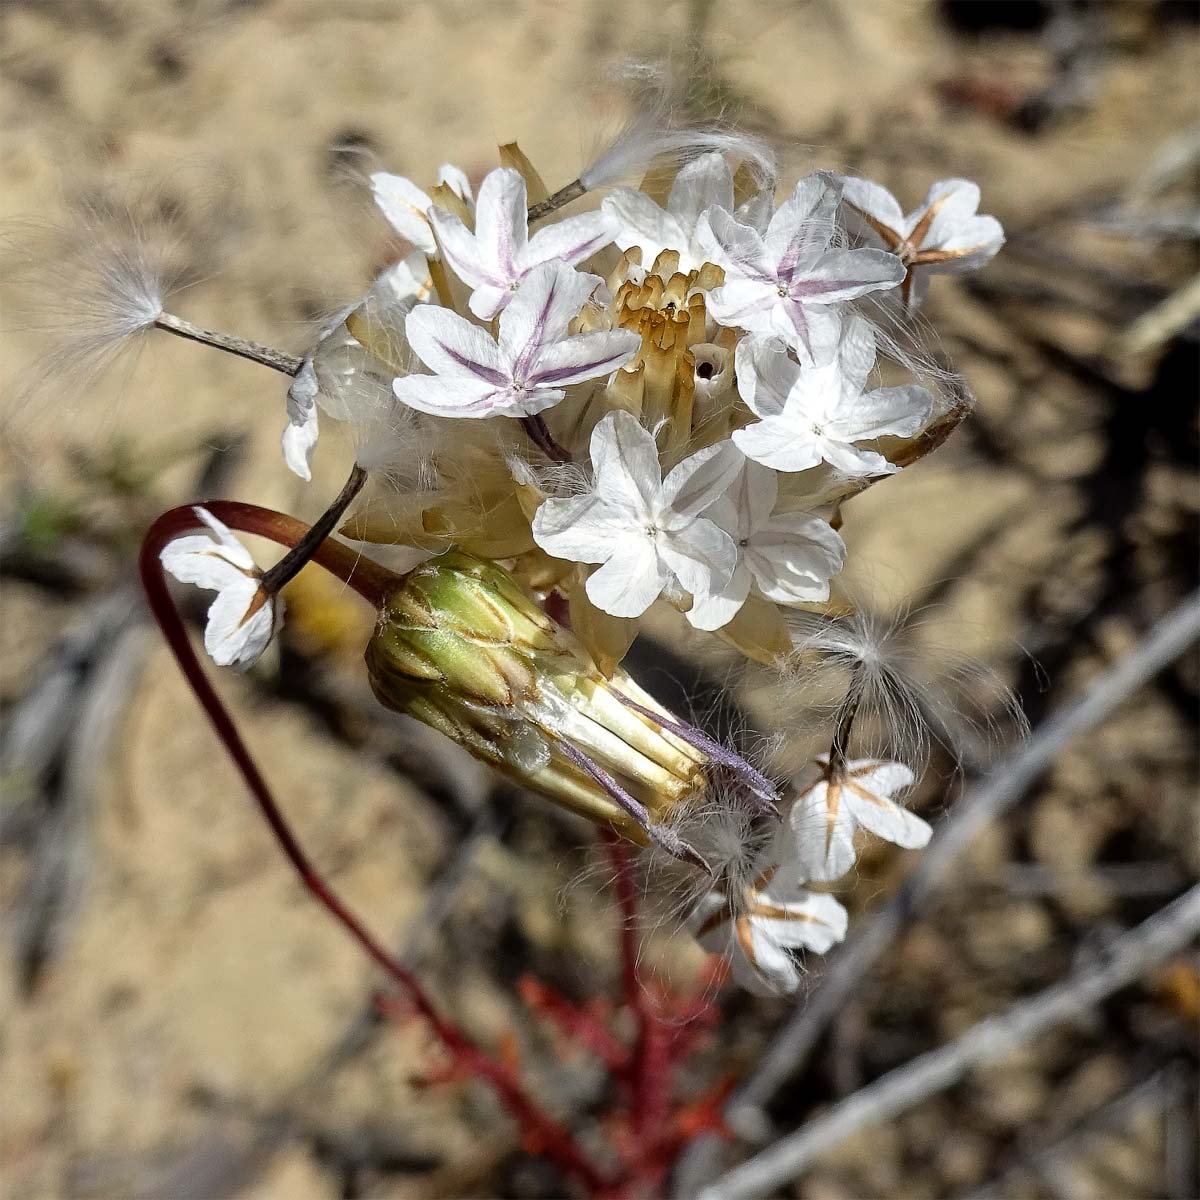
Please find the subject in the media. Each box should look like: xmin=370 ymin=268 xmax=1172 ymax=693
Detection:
xmin=660 ymin=439 xmax=745 ymax=521
xmin=756 ymin=890 xmax=848 ymax=953
xmin=744 ymin=922 xmax=804 ymax=994
xmin=404 ymin=304 xmax=508 ymax=383
xmin=844 ymin=783 xmax=931 ymax=850
xmin=695 ymin=207 xmax=772 ymax=280
xmin=667 ymin=152 xmax=735 ymax=229
xmin=589 ymin=410 xmax=661 ymax=515
xmin=585 ymin=540 xmax=668 ymax=617
xmin=282 ymin=403 xmax=319 ymax=482
xmin=392 ymin=373 xmax=502 ymax=418
xmin=925 ymin=215 xmax=1005 ymax=273
xmin=601 ymin=190 xmax=686 ymax=266
xmin=818 ymin=438 xmax=897 ymax=478
xmin=837 ymin=175 xmax=904 ymax=245
xmin=685 ymin=561 xmax=752 ymax=630
xmin=472 ymin=167 xmax=529 ymax=278
xmin=732 ymin=417 xmax=824 ymax=474
xmin=833 ymin=313 xmax=878 ymax=398
xmin=733 ymin=459 xmax=780 ymax=531
xmin=735 ymin=189 xmax=775 ymax=235
xmin=706 ymin=276 xmax=782 ymax=336
xmin=916 ymin=178 xmax=981 ymax=245
xmin=436 ymin=163 xmax=473 ymax=204
xmin=429 ymin=208 xmax=497 ymax=292
xmin=205 ymin=577 xmax=279 ymax=670
xmin=783 ymin=780 xmax=858 ymax=882
xmin=371 ymin=172 xmax=436 ymax=255
xmin=766 ymin=173 xmax=840 ymax=282
xmin=775 ymin=302 xmax=844 ymax=367
xmin=532 ymin=494 xmax=625 ymax=565
xmin=734 ymin=336 xmax=801 ymax=418
xmin=523 ymin=211 xmax=617 ymax=272
xmin=528 ymin=329 xmax=640 ymax=389
xmin=827 ymin=384 xmax=932 ymax=442
xmin=498 ymin=262 xmax=599 ymax=373
xmin=375 ymin=250 xmax=436 ymax=307
xmin=658 ymin=517 xmax=738 ymax=596
xmin=789 ymin=247 xmax=905 ymax=306
xmin=748 ymin=514 xmax=845 ymax=601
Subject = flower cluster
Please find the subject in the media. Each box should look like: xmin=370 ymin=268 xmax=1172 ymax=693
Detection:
xmin=163 ymin=136 xmax=1003 ymax=994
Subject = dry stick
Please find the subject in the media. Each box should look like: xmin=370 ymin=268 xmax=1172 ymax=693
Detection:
xmin=153 ymin=312 xmax=304 ymax=376
xmin=140 ymin=505 xmax=611 ymax=1197
xmin=700 ymin=883 xmax=1200 ymax=1200
xmin=733 ymin=589 xmax=1200 ymax=1121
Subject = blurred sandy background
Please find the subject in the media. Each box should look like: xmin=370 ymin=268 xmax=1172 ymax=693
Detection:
xmin=1 ymin=2 xmax=1198 ymax=1198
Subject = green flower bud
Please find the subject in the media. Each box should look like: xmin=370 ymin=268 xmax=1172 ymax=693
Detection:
xmin=365 ymin=552 xmax=712 ymax=845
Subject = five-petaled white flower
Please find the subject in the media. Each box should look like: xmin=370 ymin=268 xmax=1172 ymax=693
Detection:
xmin=686 ymin=460 xmax=846 ymax=630
xmin=160 ymin=507 xmax=282 ymax=670
xmin=602 ymin=151 xmax=768 ymax=275
xmin=838 ymin=176 xmax=1005 ymax=310
xmin=371 ymin=164 xmax=473 ymax=257
xmin=690 ymin=868 xmax=848 ymax=995
xmin=532 ymin=409 xmax=743 ymax=618
xmin=394 ymin=262 xmax=639 ymax=419
xmin=698 ymin=172 xmax=904 ymax=363
xmin=430 ymin=167 xmax=616 ymax=319
xmin=732 ymin=317 xmax=933 ymax=477
xmin=778 ymin=754 xmax=930 ymax=882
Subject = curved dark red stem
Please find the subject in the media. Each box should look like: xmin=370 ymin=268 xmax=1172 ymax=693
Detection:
xmin=139 ymin=503 xmax=611 ymax=1196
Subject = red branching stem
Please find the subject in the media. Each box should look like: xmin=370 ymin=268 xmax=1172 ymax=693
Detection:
xmin=601 ymin=830 xmax=671 ymax=1147
xmin=140 ymin=503 xmax=611 ymax=1197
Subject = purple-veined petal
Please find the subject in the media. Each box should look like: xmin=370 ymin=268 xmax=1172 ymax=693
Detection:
xmin=524 ymin=210 xmax=617 ymax=272
xmin=585 ymin=539 xmax=669 ymax=618
xmin=498 ymin=262 xmax=599 ymax=376
xmin=429 ymin=207 xmax=502 ymax=293
xmin=707 ymin=276 xmax=782 ymax=335
xmin=473 ymin=167 xmax=529 ymax=279
xmin=528 ymin=329 xmax=640 ymax=388
xmin=789 ymin=247 xmax=905 ymax=305
xmin=774 ymin=300 xmax=843 ymax=367
xmin=696 ymin=206 xmax=774 ymax=280
xmin=767 ymin=173 xmax=841 ymax=283
xmin=392 ymin=373 xmax=501 ymax=417
xmin=404 ymin=304 xmax=508 ymax=384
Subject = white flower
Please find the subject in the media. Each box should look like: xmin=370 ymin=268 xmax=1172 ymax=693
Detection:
xmin=430 ymin=167 xmax=616 ymax=319
xmin=394 ymin=262 xmax=639 ymax=419
xmin=602 ymin=151 xmax=762 ymax=275
xmin=283 ymin=252 xmax=435 ymax=479
xmin=778 ymin=754 xmax=930 ymax=882
xmin=732 ymin=317 xmax=933 ymax=477
xmin=686 ymin=460 xmax=846 ymax=630
xmin=839 ymin=176 xmax=1004 ymax=310
xmin=160 ymin=507 xmax=282 ymax=670
xmin=371 ymin=164 xmax=473 ymax=257
xmin=697 ymin=172 xmax=904 ymax=363
xmin=531 ymin=410 xmax=743 ymax=618
xmin=690 ymin=871 xmax=848 ymax=996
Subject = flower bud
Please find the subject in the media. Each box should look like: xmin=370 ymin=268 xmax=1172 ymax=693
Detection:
xmin=366 ymin=552 xmax=739 ymax=851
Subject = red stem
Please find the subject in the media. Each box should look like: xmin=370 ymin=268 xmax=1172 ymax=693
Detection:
xmin=140 ymin=502 xmax=611 ymax=1196
xmin=601 ymin=831 xmax=670 ymax=1150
